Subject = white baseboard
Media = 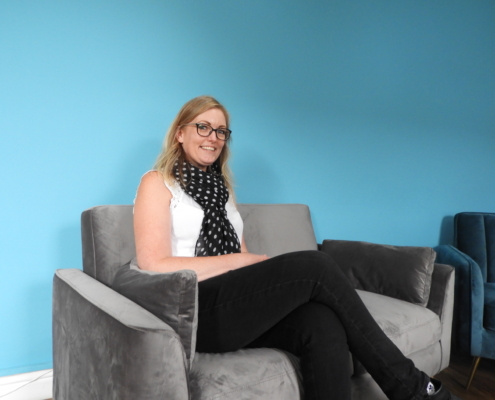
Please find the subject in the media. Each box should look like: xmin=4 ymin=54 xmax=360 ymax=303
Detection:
xmin=0 ymin=369 xmax=53 ymax=400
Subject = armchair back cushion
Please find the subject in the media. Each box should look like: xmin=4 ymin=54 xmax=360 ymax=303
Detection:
xmin=238 ymin=203 xmax=318 ymax=257
xmin=451 ymin=212 xmax=495 ymax=359
xmin=82 ymin=205 xmax=136 ymax=286
xmin=81 ymin=203 xmax=318 ymax=286
xmin=455 ymin=212 xmax=495 ymax=283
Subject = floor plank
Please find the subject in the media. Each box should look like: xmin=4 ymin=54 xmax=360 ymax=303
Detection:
xmin=435 ymin=353 xmax=495 ymax=400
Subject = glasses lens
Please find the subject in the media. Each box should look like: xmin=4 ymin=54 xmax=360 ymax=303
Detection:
xmin=216 ymin=129 xmax=228 ymax=140
xmin=196 ymin=123 xmax=211 ymax=137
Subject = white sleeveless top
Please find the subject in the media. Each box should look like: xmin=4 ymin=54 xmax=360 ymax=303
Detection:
xmin=164 ymin=180 xmax=244 ymax=257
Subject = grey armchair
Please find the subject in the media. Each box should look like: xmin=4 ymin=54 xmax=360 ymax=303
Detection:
xmin=53 ymin=204 xmax=455 ymax=400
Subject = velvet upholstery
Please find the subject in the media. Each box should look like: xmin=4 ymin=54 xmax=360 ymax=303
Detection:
xmin=426 ymin=264 xmax=455 ymax=371
xmin=485 ymin=283 xmax=495 ymax=331
xmin=52 ymin=204 xmax=455 ymax=400
xmin=435 ymin=212 xmax=495 ymax=361
xmin=455 ymin=212 xmax=495 ymax=283
xmin=356 ymin=290 xmax=441 ymax=356
xmin=321 ymin=240 xmax=436 ymax=307
xmin=190 ymin=349 xmax=303 ymax=400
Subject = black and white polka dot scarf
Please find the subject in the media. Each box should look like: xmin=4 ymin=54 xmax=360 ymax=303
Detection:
xmin=174 ymin=161 xmax=241 ymax=257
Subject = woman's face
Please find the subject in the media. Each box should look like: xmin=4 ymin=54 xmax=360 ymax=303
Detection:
xmin=177 ymin=108 xmax=227 ymax=171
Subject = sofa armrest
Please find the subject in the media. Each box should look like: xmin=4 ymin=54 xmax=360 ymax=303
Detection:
xmin=53 ymin=269 xmax=189 ymax=400
xmin=426 ymin=263 xmax=455 ymax=371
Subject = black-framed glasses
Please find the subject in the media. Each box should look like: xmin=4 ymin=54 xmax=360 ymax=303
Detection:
xmin=181 ymin=123 xmax=232 ymax=141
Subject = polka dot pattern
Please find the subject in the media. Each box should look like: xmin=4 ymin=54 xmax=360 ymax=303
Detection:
xmin=174 ymin=161 xmax=241 ymax=257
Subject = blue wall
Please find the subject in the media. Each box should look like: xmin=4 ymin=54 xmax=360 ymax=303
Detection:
xmin=1 ymin=0 xmax=494 ymax=376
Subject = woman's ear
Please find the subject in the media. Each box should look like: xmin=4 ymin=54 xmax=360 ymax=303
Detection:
xmin=176 ymin=128 xmax=184 ymax=143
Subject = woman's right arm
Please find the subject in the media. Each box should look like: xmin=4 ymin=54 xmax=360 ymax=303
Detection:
xmin=133 ymin=171 xmax=268 ymax=281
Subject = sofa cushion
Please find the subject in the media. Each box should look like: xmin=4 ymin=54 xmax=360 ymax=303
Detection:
xmin=357 ymin=290 xmax=441 ymax=356
xmin=111 ymin=258 xmax=198 ymax=368
xmin=321 ymin=240 xmax=436 ymax=307
xmin=190 ymin=348 xmax=302 ymax=400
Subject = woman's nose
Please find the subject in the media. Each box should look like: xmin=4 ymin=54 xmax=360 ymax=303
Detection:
xmin=207 ymin=131 xmax=218 ymax=142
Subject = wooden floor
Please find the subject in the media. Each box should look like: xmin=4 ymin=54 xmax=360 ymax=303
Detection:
xmin=45 ymin=353 xmax=494 ymax=400
xmin=435 ymin=352 xmax=495 ymax=400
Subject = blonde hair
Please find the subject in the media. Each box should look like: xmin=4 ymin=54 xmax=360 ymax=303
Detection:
xmin=154 ymin=95 xmax=235 ymax=195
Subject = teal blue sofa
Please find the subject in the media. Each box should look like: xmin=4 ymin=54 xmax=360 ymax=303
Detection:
xmin=435 ymin=212 xmax=495 ymax=389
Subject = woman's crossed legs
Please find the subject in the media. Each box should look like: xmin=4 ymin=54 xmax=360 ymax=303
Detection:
xmin=196 ymin=250 xmax=428 ymax=400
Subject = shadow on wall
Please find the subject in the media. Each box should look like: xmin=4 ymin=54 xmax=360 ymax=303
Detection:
xmin=438 ymin=215 xmax=454 ymax=246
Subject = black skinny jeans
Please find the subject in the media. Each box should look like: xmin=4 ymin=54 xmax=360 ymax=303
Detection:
xmin=196 ymin=251 xmax=429 ymax=400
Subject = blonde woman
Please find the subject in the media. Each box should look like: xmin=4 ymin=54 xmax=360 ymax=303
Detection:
xmin=133 ymin=95 xmax=459 ymax=400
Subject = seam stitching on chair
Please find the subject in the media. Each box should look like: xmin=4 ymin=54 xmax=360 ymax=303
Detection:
xmin=383 ymin=317 xmax=439 ymax=338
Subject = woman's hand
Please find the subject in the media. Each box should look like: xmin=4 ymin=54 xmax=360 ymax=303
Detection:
xmin=188 ymin=252 xmax=269 ymax=281
xmin=237 ymin=252 xmax=269 ymax=268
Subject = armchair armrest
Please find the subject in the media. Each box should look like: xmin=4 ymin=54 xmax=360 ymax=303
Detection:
xmin=434 ymin=245 xmax=484 ymax=356
xmin=53 ymin=269 xmax=189 ymax=400
xmin=426 ymin=263 xmax=455 ymax=370
xmin=426 ymin=264 xmax=455 ymax=319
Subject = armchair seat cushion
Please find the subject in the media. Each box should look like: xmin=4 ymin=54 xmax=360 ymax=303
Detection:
xmin=485 ymin=282 xmax=495 ymax=331
xmin=190 ymin=348 xmax=302 ymax=400
xmin=189 ymin=290 xmax=441 ymax=400
xmin=358 ymin=290 xmax=441 ymax=357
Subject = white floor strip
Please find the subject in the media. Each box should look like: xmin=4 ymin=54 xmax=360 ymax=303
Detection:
xmin=0 ymin=369 xmax=53 ymax=400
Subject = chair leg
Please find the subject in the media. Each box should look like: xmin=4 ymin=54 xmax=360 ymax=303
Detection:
xmin=466 ymin=356 xmax=481 ymax=390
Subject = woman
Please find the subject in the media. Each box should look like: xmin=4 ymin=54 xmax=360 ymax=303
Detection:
xmin=133 ymin=95 xmax=459 ymax=400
